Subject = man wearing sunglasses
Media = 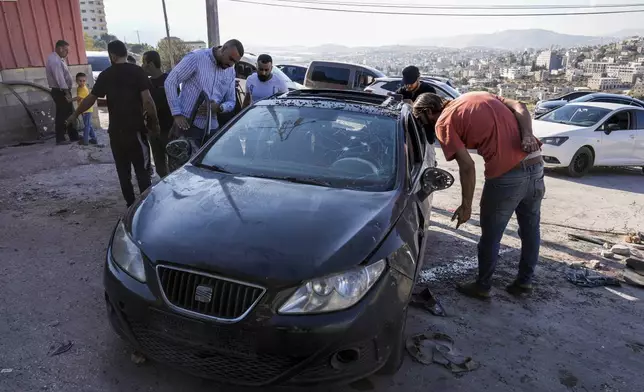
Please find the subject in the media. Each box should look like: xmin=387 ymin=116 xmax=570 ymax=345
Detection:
xmin=165 ymin=39 xmax=244 ymax=146
xmin=413 ymin=92 xmax=542 ymax=300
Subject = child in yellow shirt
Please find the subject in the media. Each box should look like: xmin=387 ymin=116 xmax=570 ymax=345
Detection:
xmin=75 ymin=72 xmax=97 ymax=145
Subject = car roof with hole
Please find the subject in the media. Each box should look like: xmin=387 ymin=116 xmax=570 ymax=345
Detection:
xmin=255 ymin=89 xmax=406 ymax=119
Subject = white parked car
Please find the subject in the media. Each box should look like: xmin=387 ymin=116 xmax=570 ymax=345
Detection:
xmin=364 ymin=76 xmax=461 ymax=100
xmin=533 ymin=102 xmax=644 ymax=177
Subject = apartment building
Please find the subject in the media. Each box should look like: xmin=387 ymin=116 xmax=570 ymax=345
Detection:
xmin=185 ymin=41 xmax=208 ymax=52
xmin=79 ymin=0 xmax=108 ymax=38
xmin=582 ymin=61 xmax=610 ymax=75
xmin=501 ymin=67 xmax=528 ymax=80
xmin=588 ymin=76 xmax=630 ymax=91
xmin=605 ymin=64 xmax=644 ymax=85
xmin=536 ymin=50 xmax=563 ymax=71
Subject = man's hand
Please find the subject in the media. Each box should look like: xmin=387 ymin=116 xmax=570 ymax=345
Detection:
xmin=65 ymin=93 xmax=73 ymax=103
xmin=521 ymin=135 xmax=540 ymax=153
xmin=65 ymin=113 xmax=78 ymax=127
xmin=451 ymin=204 xmax=472 ymax=229
xmin=173 ymin=115 xmax=190 ymax=131
xmin=197 ymin=101 xmax=221 ymax=116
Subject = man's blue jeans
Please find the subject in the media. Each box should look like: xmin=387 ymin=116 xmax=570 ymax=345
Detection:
xmin=477 ymin=162 xmax=545 ymax=290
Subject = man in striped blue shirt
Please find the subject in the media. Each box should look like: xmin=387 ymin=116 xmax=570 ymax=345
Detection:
xmin=165 ymin=39 xmax=244 ymax=145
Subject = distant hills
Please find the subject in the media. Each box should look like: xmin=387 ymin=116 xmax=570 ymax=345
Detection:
xmin=261 ymin=28 xmax=644 ymax=54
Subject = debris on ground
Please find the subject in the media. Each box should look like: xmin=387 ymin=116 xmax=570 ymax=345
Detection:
xmin=623 ymin=268 xmax=644 ymax=288
xmin=611 ymin=244 xmax=632 ymax=257
xmin=601 ymin=250 xmax=615 ymax=259
xmin=565 ymin=268 xmax=621 ymax=288
xmin=625 ymin=231 xmax=642 ymax=244
xmin=568 ymin=233 xmax=608 ymax=246
xmin=569 ymin=259 xmax=604 ymax=270
xmin=625 ymin=257 xmax=644 ymax=275
xmin=48 ymin=341 xmax=73 ymax=356
xmin=406 ymin=332 xmax=480 ymax=373
xmin=1 ymin=369 xmax=13 ymax=374
xmin=410 ymin=287 xmax=447 ymax=317
xmin=130 ymin=351 xmax=147 ymax=365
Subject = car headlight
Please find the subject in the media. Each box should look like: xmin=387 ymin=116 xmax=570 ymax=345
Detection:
xmin=278 ymin=259 xmax=386 ymax=314
xmin=540 ymin=136 xmax=569 ymax=146
xmin=110 ymin=221 xmax=146 ymax=282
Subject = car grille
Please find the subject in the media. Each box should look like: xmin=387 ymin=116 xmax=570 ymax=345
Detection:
xmin=157 ymin=265 xmax=264 ymax=321
xmin=129 ymin=318 xmax=300 ymax=385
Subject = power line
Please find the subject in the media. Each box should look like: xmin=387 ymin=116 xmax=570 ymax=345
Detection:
xmin=266 ymin=0 xmax=644 ymax=10
xmin=227 ymin=0 xmax=644 ymax=16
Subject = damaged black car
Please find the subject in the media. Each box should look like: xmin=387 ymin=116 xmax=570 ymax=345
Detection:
xmin=104 ymin=89 xmax=453 ymax=386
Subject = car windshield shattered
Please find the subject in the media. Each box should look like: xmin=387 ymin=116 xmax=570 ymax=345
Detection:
xmin=196 ymin=105 xmax=398 ymax=191
xmin=539 ymin=105 xmax=611 ymax=127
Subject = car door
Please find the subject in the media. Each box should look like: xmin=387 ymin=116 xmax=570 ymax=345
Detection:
xmin=595 ymin=109 xmax=637 ymax=165
xmin=634 ymin=110 xmax=644 ymax=164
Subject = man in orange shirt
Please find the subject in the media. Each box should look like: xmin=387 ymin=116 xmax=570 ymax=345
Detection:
xmin=413 ymin=92 xmax=543 ymax=300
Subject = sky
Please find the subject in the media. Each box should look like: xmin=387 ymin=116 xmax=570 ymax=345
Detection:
xmin=103 ymin=0 xmax=644 ymax=48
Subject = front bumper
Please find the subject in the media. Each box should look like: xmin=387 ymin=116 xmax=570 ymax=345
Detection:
xmin=539 ymin=144 xmax=572 ymax=167
xmin=104 ymin=254 xmax=412 ymax=386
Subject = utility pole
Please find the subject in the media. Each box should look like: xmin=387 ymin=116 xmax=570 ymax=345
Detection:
xmin=206 ymin=0 xmax=220 ymax=48
xmin=136 ymin=30 xmax=141 ymax=45
xmin=161 ymin=0 xmax=175 ymax=68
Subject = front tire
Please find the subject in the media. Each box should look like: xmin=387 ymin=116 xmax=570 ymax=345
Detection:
xmin=567 ymin=147 xmax=594 ymax=177
xmin=377 ymin=307 xmax=407 ymax=375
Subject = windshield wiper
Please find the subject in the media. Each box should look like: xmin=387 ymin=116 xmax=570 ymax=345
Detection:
xmin=193 ymin=162 xmax=232 ymax=174
xmin=255 ymin=174 xmax=331 ymax=187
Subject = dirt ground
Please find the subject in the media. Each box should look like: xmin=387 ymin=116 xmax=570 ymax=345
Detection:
xmin=1 ymin=108 xmax=643 ymax=392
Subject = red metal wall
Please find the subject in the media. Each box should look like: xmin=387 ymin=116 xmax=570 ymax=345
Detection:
xmin=0 ymin=0 xmax=87 ymax=70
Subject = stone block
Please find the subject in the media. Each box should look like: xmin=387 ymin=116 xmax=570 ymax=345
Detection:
xmin=0 ymin=68 xmax=26 ymax=82
xmin=32 ymin=78 xmax=49 ymax=88
xmin=24 ymin=67 xmax=47 ymax=81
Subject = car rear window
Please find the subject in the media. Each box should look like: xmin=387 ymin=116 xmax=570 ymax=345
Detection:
xmin=310 ymin=66 xmax=350 ymax=86
xmin=198 ymin=105 xmax=398 ymax=191
xmin=88 ymin=56 xmax=111 ymax=72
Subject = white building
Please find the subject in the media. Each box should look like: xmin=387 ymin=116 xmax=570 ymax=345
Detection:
xmin=79 ymin=0 xmax=108 ymax=38
xmin=606 ymin=64 xmax=644 ymax=85
xmin=566 ymin=68 xmax=584 ymax=82
xmin=185 ymin=41 xmax=207 ymax=51
xmin=501 ymin=67 xmax=528 ymax=80
xmin=588 ymin=77 xmax=630 ymax=91
xmin=536 ymin=50 xmax=562 ymax=71
xmin=582 ymin=62 xmax=610 ymax=75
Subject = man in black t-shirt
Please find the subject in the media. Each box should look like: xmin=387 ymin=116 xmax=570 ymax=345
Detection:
xmin=142 ymin=50 xmax=173 ymax=178
xmin=395 ymin=65 xmax=437 ymax=103
xmin=67 ymin=40 xmax=160 ymax=207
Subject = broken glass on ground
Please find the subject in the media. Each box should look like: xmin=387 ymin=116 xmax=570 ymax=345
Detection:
xmin=405 ymin=332 xmax=480 ymax=373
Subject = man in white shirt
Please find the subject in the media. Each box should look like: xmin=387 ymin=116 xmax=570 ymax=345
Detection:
xmin=242 ymin=54 xmax=289 ymax=108
xmin=46 ymin=40 xmax=80 ymax=145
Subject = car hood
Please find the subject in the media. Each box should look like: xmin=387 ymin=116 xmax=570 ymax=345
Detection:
xmin=533 ymin=120 xmax=586 ymax=137
xmin=128 ymin=166 xmax=401 ymax=285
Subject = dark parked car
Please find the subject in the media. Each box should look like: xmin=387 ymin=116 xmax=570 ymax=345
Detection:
xmin=104 ymin=89 xmax=454 ymax=386
xmin=276 ymin=64 xmax=308 ymax=85
xmin=533 ymin=92 xmax=644 ymax=117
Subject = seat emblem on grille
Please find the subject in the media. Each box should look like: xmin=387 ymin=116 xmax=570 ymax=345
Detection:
xmin=194 ymin=285 xmax=213 ymax=303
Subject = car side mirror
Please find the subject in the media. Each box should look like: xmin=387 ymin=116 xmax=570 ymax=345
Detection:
xmin=420 ymin=168 xmax=454 ymax=199
xmin=166 ymin=139 xmax=192 ymax=167
xmin=604 ymin=123 xmax=620 ymax=134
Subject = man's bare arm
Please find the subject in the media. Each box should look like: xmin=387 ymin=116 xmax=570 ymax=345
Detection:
xmin=141 ymin=90 xmax=160 ymax=134
xmin=242 ymin=91 xmax=251 ymax=109
xmin=70 ymin=94 xmax=97 ymax=118
xmin=496 ymin=96 xmax=540 ymax=153
xmin=452 ymin=148 xmax=476 ymax=229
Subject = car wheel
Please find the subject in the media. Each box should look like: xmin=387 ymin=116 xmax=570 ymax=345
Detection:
xmin=567 ymin=146 xmax=594 ymax=177
xmin=377 ymin=307 xmax=407 ymax=375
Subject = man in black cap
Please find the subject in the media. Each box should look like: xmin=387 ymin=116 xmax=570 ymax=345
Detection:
xmin=396 ymin=65 xmax=436 ymax=103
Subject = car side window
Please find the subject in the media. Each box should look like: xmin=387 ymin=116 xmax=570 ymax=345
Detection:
xmin=601 ymin=111 xmax=633 ymax=131
xmin=433 ymin=86 xmax=453 ymax=100
xmin=635 ymin=110 xmax=644 ymax=128
xmin=383 ymin=81 xmax=401 ymax=91
xmin=404 ymin=115 xmax=423 ymax=187
xmin=310 ymin=66 xmax=350 ymax=86
xmin=354 ymin=71 xmax=376 ymax=89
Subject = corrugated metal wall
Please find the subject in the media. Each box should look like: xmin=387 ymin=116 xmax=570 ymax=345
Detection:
xmin=0 ymin=0 xmax=87 ymax=70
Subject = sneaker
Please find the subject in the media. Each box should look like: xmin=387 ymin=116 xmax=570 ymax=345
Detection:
xmin=456 ymin=281 xmax=491 ymax=300
xmin=78 ymin=140 xmax=88 ymax=146
xmin=506 ymin=281 xmax=533 ymax=296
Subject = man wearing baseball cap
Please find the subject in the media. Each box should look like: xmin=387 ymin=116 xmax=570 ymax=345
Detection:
xmin=395 ymin=65 xmax=437 ymax=103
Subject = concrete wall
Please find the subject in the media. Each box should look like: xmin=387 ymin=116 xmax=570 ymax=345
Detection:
xmin=0 ymin=65 xmax=99 ymax=147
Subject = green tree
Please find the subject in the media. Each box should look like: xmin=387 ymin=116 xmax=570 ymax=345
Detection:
xmin=157 ymin=37 xmax=190 ymax=70
xmin=83 ymin=33 xmax=96 ymax=51
xmin=129 ymin=43 xmax=155 ymax=54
